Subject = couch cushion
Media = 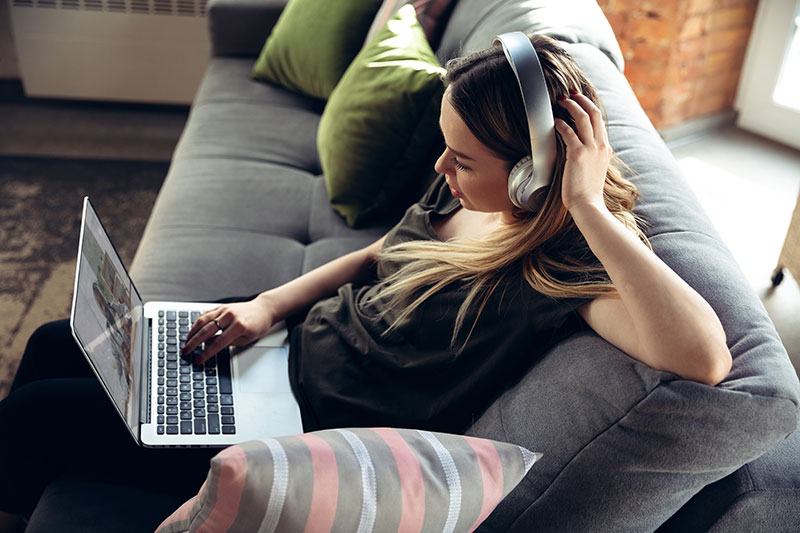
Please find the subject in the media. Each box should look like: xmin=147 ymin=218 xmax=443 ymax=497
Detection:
xmin=208 ymin=0 xmax=289 ymax=58
xmin=467 ymin=42 xmax=800 ymax=533
xmin=250 ymin=0 xmax=382 ymax=100
xmin=131 ymin=59 xmax=390 ymax=301
xmin=176 ymin=59 xmax=324 ymax=173
xmin=435 ymin=0 xmax=624 ymax=70
xmin=317 ymin=4 xmax=446 ymax=227
xmin=658 ymin=424 xmax=800 ymax=532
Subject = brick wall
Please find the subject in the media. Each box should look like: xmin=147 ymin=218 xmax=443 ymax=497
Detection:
xmin=597 ymin=0 xmax=759 ymax=129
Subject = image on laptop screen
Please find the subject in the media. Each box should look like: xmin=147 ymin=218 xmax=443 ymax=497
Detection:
xmin=72 ymin=203 xmax=142 ymax=423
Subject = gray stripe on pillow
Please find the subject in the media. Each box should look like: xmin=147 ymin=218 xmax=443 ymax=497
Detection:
xmin=259 ymin=438 xmax=289 ymax=533
xmin=435 ymin=432 xmax=484 ymax=532
xmin=419 ymin=430 xmax=462 ymax=533
xmin=231 ymin=441 xmax=275 ymax=533
xmin=337 ymin=429 xmax=378 ymax=533
xmin=357 ymin=428 xmax=403 ymax=531
xmin=325 ymin=431 xmax=361 ymax=532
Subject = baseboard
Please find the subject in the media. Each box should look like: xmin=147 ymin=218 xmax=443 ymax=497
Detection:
xmin=0 ymin=81 xmax=189 ymax=161
xmin=659 ymin=110 xmax=738 ymax=150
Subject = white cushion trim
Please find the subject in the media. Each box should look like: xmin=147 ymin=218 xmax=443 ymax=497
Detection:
xmin=259 ymin=438 xmax=289 ymax=533
xmin=419 ymin=430 xmax=462 ymax=533
xmin=337 ymin=429 xmax=378 ymax=533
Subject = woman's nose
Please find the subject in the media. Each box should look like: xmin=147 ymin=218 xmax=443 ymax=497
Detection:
xmin=434 ymin=149 xmax=451 ymax=175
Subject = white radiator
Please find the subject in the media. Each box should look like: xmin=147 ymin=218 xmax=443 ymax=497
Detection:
xmin=9 ymin=0 xmax=210 ymax=104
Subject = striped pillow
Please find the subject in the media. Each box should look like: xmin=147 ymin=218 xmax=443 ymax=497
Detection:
xmin=156 ymin=427 xmax=540 ymax=533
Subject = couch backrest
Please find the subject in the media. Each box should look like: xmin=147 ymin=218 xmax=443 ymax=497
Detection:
xmin=435 ymin=0 xmax=624 ymax=70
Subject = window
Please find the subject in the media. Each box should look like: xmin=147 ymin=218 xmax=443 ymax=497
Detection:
xmin=736 ymin=0 xmax=800 ymax=150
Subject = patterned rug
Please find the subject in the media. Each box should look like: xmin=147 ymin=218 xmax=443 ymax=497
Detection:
xmin=0 ymin=156 xmax=167 ymax=400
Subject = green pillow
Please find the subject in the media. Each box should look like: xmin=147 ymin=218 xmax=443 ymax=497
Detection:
xmin=318 ymin=4 xmax=446 ymax=227
xmin=251 ymin=0 xmax=383 ymax=100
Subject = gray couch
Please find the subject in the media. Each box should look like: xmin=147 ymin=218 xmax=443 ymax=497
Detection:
xmin=26 ymin=0 xmax=800 ymax=531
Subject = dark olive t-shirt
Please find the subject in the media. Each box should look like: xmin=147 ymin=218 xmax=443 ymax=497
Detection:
xmin=288 ymin=175 xmax=599 ymax=433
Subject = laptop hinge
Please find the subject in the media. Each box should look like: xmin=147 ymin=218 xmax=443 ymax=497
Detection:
xmin=142 ymin=317 xmax=152 ymax=424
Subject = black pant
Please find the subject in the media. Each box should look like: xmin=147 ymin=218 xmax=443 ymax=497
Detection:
xmin=0 ymin=319 xmax=219 ymax=516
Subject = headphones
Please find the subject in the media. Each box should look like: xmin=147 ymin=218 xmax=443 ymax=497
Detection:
xmin=493 ymin=32 xmax=557 ymax=211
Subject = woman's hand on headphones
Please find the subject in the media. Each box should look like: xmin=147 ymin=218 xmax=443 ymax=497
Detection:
xmin=554 ymin=91 xmax=612 ymax=213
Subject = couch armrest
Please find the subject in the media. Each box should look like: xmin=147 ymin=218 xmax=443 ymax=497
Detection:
xmin=207 ymin=0 xmax=288 ymax=58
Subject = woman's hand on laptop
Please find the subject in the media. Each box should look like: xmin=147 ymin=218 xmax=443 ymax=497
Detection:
xmin=182 ymin=297 xmax=278 ymax=364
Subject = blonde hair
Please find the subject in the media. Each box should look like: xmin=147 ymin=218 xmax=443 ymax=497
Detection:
xmin=371 ymin=34 xmax=650 ymax=351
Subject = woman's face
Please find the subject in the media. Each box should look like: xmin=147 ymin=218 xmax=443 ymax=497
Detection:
xmin=434 ymin=89 xmax=516 ymax=222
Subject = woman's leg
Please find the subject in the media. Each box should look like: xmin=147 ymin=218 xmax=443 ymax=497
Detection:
xmin=0 ymin=512 xmax=23 ymax=533
xmin=0 ymin=320 xmax=216 ymax=516
xmin=10 ymin=319 xmax=93 ymax=393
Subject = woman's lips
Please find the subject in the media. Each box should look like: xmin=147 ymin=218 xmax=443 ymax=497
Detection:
xmin=449 ymin=185 xmax=463 ymax=199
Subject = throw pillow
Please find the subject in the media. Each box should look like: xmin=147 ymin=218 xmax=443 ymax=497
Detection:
xmin=251 ymin=0 xmax=384 ymax=100
xmin=156 ymin=427 xmax=540 ymax=533
xmin=364 ymin=0 xmax=460 ymax=49
xmin=317 ymin=4 xmax=446 ymax=227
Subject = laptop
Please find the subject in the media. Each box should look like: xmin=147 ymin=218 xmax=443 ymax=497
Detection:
xmin=69 ymin=197 xmax=304 ymax=447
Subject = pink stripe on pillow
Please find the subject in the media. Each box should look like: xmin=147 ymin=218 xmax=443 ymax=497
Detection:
xmin=196 ymin=445 xmax=248 ymax=533
xmin=298 ymin=433 xmax=340 ymax=533
xmin=371 ymin=427 xmax=426 ymax=533
xmin=464 ymin=436 xmax=504 ymax=532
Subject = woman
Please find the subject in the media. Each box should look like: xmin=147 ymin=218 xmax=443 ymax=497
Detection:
xmin=0 ymin=34 xmax=731 ymax=529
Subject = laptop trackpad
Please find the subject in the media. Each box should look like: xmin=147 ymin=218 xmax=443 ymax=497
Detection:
xmin=231 ymin=344 xmax=292 ymax=393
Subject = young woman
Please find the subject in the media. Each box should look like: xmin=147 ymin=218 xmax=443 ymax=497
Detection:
xmin=0 ymin=34 xmax=731 ymax=529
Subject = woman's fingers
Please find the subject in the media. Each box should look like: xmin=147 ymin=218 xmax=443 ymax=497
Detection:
xmin=186 ymin=308 xmax=219 ymax=340
xmin=182 ymin=307 xmax=225 ymax=356
xmin=555 ymin=117 xmax=580 ymax=149
xmin=556 ymin=92 xmax=606 ymax=147
xmin=182 ymin=301 xmax=273 ymax=363
xmin=182 ymin=320 xmax=217 ymax=358
xmin=193 ymin=323 xmax=240 ymax=364
xmin=571 ymin=92 xmax=606 ymax=145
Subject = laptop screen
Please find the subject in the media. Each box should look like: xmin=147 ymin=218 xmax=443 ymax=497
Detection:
xmin=70 ymin=198 xmax=144 ymax=435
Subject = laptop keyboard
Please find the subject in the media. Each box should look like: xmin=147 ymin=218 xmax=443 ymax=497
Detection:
xmin=154 ymin=310 xmax=236 ymax=437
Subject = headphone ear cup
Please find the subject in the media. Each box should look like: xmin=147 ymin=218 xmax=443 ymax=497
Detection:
xmin=508 ymin=155 xmax=534 ymax=208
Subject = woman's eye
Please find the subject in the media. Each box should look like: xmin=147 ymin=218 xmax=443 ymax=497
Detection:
xmin=453 ymin=157 xmax=469 ymax=171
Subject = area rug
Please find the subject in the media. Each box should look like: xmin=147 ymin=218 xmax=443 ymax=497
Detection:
xmin=0 ymin=156 xmax=167 ymax=400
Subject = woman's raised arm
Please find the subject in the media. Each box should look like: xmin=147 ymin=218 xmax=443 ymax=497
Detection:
xmin=555 ymin=92 xmax=731 ymax=386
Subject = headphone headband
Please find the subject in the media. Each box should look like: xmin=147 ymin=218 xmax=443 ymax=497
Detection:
xmin=493 ymin=32 xmax=557 ymax=208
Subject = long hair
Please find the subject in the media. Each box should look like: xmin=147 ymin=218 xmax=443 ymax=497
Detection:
xmin=371 ymin=34 xmax=651 ymax=351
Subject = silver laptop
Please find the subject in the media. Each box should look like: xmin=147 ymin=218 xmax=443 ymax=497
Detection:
xmin=69 ymin=197 xmax=303 ymax=447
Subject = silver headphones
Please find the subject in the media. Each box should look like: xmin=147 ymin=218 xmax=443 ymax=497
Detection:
xmin=493 ymin=32 xmax=557 ymax=210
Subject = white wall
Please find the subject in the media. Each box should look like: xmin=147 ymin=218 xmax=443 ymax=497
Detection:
xmin=0 ymin=0 xmax=20 ymax=79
